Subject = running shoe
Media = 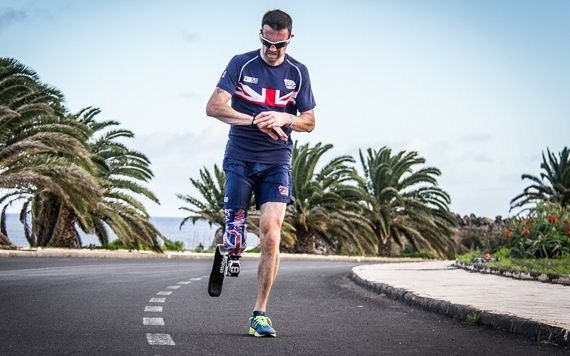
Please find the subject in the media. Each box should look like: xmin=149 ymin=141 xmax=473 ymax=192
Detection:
xmin=248 ymin=312 xmax=276 ymax=337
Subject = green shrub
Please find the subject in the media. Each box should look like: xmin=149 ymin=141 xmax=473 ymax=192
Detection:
xmin=163 ymin=240 xmax=185 ymax=251
xmin=398 ymin=250 xmax=434 ymax=259
xmin=493 ymin=247 xmax=510 ymax=261
xmin=397 ymin=244 xmax=433 ymax=259
xmin=106 ymin=239 xmax=128 ymax=250
xmin=456 ymin=251 xmax=478 ymax=263
xmin=505 ymin=202 xmax=570 ymax=258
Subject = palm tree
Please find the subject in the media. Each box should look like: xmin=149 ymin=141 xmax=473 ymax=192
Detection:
xmin=359 ymin=147 xmax=456 ymax=258
xmin=178 ymin=164 xmax=227 ymax=247
xmin=29 ymin=107 xmax=164 ymax=250
xmin=286 ymin=142 xmax=376 ymax=254
xmin=0 ymin=58 xmax=101 ymax=247
xmin=510 ymin=147 xmax=570 ymax=212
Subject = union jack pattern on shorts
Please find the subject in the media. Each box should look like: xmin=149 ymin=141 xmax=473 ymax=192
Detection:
xmin=278 ymin=185 xmax=289 ymax=196
xmin=224 ymin=208 xmax=247 ymax=255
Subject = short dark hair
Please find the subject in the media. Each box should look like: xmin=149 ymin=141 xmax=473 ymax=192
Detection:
xmin=261 ymin=9 xmax=293 ymax=35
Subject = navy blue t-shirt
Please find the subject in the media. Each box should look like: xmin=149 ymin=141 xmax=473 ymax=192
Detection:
xmin=216 ymin=50 xmax=316 ymax=164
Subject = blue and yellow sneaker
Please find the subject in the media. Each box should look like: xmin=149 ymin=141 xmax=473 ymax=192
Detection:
xmin=248 ymin=311 xmax=276 ymax=337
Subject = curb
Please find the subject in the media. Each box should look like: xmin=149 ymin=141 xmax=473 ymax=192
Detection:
xmin=0 ymin=247 xmax=426 ymax=263
xmin=349 ymin=270 xmax=569 ymax=347
xmin=454 ymin=261 xmax=570 ymax=286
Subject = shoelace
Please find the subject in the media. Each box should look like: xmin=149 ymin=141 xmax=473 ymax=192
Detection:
xmin=253 ymin=316 xmax=272 ymax=327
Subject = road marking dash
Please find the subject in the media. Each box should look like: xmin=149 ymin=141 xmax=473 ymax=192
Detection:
xmin=146 ymin=333 xmax=175 ymax=345
xmin=177 ymin=281 xmax=191 ymax=284
xmin=166 ymin=285 xmax=181 ymax=290
xmin=149 ymin=298 xmax=166 ymax=303
xmin=143 ymin=317 xmax=165 ymax=326
xmin=190 ymin=277 xmax=202 ymax=281
xmin=145 ymin=306 xmax=163 ymax=312
xmin=156 ymin=291 xmax=172 ymax=296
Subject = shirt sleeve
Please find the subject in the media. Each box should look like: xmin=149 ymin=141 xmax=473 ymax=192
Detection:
xmin=296 ymin=65 xmax=316 ymax=113
xmin=216 ymin=55 xmax=241 ymax=95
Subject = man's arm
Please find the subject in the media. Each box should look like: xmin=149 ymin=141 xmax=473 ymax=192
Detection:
xmin=205 ymin=88 xmax=252 ymax=126
xmin=206 ymin=88 xmax=287 ymax=141
xmin=289 ymin=109 xmax=315 ymax=132
xmin=253 ymin=109 xmax=315 ymax=133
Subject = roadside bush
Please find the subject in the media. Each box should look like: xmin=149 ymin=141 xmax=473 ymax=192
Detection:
xmin=398 ymin=244 xmax=434 ymax=259
xmin=104 ymin=239 xmax=150 ymax=251
xmin=493 ymin=247 xmax=511 ymax=261
xmin=106 ymin=239 xmax=129 ymax=250
xmin=163 ymin=239 xmax=185 ymax=252
xmin=456 ymin=251 xmax=478 ymax=263
xmin=193 ymin=243 xmax=205 ymax=252
xmin=505 ymin=202 xmax=570 ymax=258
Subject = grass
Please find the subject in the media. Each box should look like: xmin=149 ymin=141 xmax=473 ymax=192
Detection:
xmin=486 ymin=255 xmax=570 ymax=276
xmin=457 ymin=251 xmax=570 ymax=276
xmin=465 ymin=312 xmax=481 ymax=326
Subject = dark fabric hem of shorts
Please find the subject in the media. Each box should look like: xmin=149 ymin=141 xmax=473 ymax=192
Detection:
xmin=257 ymin=197 xmax=292 ymax=209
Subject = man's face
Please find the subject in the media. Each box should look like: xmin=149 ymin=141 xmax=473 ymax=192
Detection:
xmin=260 ymin=25 xmax=291 ymax=65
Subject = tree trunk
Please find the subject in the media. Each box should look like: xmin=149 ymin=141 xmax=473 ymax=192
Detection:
xmin=378 ymin=237 xmax=393 ymax=256
xmin=293 ymin=229 xmax=316 ymax=254
xmin=34 ymin=194 xmax=61 ymax=247
xmin=374 ymin=222 xmax=393 ymax=256
xmin=48 ymin=206 xmax=79 ymax=248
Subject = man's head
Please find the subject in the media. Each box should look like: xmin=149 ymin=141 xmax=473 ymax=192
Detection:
xmin=259 ymin=9 xmax=293 ymax=66
xmin=261 ymin=9 xmax=293 ymax=36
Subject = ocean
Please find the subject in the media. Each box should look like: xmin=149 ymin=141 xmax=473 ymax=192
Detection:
xmin=2 ymin=214 xmax=260 ymax=250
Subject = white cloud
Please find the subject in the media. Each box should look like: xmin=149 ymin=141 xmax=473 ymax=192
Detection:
xmin=130 ymin=125 xmax=227 ymax=217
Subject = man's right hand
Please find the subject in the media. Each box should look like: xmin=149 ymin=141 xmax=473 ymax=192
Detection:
xmin=259 ymin=127 xmax=287 ymax=141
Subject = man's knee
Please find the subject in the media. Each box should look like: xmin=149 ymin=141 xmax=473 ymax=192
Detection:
xmin=260 ymin=221 xmax=281 ymax=251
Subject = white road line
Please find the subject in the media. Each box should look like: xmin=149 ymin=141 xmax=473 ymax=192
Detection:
xmin=143 ymin=317 xmax=165 ymax=326
xmin=144 ymin=306 xmax=163 ymax=312
xmin=156 ymin=291 xmax=172 ymax=296
xmin=166 ymin=285 xmax=181 ymax=290
xmin=177 ymin=281 xmax=191 ymax=284
xmin=149 ymin=298 xmax=166 ymax=303
xmin=190 ymin=277 xmax=203 ymax=281
xmin=146 ymin=333 xmax=175 ymax=346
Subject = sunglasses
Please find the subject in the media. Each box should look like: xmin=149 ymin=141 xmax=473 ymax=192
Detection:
xmin=259 ymin=34 xmax=291 ymax=49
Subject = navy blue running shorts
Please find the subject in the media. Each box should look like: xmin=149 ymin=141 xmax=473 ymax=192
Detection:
xmin=223 ymin=158 xmax=292 ymax=209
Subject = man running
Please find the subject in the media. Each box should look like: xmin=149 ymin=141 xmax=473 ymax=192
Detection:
xmin=205 ymin=9 xmax=316 ymax=337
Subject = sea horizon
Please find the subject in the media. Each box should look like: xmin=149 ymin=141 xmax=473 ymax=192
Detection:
xmin=3 ymin=214 xmax=260 ymax=250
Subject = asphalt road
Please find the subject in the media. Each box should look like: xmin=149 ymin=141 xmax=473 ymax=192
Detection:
xmin=0 ymin=257 xmax=565 ymax=355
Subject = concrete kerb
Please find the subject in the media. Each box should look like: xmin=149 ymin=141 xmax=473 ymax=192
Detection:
xmin=349 ymin=270 xmax=570 ymax=347
xmin=0 ymin=247 xmax=426 ymax=263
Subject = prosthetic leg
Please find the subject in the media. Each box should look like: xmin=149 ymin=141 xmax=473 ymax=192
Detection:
xmin=207 ymin=209 xmax=247 ymax=297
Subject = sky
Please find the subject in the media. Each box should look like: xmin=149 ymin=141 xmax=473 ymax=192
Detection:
xmin=1 ymin=0 xmax=568 ymax=218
